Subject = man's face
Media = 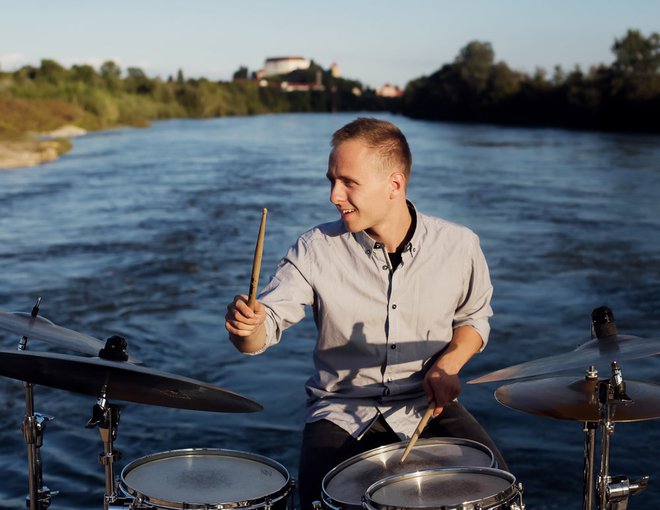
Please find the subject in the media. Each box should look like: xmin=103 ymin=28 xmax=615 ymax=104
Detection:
xmin=327 ymin=140 xmax=394 ymax=238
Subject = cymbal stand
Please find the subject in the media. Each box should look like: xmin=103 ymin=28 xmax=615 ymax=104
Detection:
xmin=86 ymin=388 xmax=125 ymax=510
xmin=18 ymin=298 xmax=57 ymax=510
xmin=595 ymin=362 xmax=649 ymax=510
xmin=582 ymin=366 xmax=599 ymax=510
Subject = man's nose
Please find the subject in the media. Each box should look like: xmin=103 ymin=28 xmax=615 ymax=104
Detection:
xmin=329 ymin=182 xmax=345 ymax=204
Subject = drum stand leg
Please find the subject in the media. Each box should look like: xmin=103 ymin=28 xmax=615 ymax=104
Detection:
xmin=86 ymin=396 xmax=122 ymax=510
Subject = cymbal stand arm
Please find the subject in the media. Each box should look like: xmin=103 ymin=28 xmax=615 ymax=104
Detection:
xmin=18 ymin=297 xmax=56 ymax=510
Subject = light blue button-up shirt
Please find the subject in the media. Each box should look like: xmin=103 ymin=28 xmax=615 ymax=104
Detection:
xmin=257 ymin=205 xmax=493 ymax=439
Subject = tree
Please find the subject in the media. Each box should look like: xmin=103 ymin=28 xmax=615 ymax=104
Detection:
xmin=488 ymin=62 xmax=522 ymax=103
xmin=71 ymin=64 xmax=99 ymax=84
xmin=100 ymin=60 xmax=121 ymax=79
xmin=611 ymin=29 xmax=660 ymax=101
xmin=99 ymin=60 xmax=122 ymax=92
xmin=125 ymin=67 xmax=154 ymax=95
xmin=38 ymin=59 xmax=67 ymax=83
xmin=455 ymin=41 xmax=495 ymax=95
xmin=233 ymin=66 xmax=249 ymax=81
xmin=612 ymin=29 xmax=660 ymax=76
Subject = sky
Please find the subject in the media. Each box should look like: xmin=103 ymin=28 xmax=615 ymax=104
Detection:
xmin=1 ymin=1 xmax=659 ymax=89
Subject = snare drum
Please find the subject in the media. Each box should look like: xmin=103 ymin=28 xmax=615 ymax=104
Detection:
xmin=363 ymin=467 xmax=524 ymax=510
xmin=321 ymin=438 xmax=495 ymax=510
xmin=119 ymin=448 xmax=294 ymax=509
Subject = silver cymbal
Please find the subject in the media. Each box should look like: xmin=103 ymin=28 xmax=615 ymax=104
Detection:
xmin=495 ymin=376 xmax=660 ymax=422
xmin=0 ymin=310 xmax=106 ymax=355
xmin=0 ymin=349 xmax=262 ymax=413
xmin=469 ymin=335 xmax=660 ymax=384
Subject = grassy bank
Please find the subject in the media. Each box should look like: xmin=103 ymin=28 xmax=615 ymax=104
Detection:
xmin=0 ymin=60 xmax=393 ymax=169
xmin=0 ymin=97 xmax=83 ymax=169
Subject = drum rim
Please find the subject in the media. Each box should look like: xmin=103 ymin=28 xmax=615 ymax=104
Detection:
xmin=363 ymin=467 xmax=518 ymax=510
xmin=321 ymin=438 xmax=495 ymax=509
xmin=119 ymin=447 xmax=293 ymax=509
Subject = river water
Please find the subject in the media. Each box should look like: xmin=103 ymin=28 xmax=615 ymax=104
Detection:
xmin=0 ymin=113 xmax=659 ymax=509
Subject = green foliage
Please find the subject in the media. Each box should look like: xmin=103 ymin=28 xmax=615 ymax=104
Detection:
xmin=402 ymin=30 xmax=660 ymax=132
xmin=1 ymin=56 xmax=388 ymax=142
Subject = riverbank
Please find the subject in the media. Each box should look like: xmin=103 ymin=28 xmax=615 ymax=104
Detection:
xmin=0 ymin=125 xmax=84 ymax=170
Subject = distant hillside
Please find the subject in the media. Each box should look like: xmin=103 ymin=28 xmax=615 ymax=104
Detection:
xmin=1 ymin=29 xmax=658 ymax=170
xmin=0 ymin=59 xmax=397 ymax=141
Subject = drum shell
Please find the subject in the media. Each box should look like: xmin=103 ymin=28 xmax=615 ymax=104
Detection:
xmin=362 ymin=467 xmax=523 ymax=510
xmin=119 ymin=448 xmax=293 ymax=510
xmin=321 ymin=438 xmax=496 ymax=510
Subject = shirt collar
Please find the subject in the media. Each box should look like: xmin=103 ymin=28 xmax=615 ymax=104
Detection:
xmin=352 ymin=200 xmax=419 ymax=257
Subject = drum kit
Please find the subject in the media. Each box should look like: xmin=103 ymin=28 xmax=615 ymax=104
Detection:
xmin=0 ymin=299 xmax=282 ymax=510
xmin=0 ymin=299 xmax=658 ymax=510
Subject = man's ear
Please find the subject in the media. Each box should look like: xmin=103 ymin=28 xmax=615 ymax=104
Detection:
xmin=389 ymin=171 xmax=406 ymax=198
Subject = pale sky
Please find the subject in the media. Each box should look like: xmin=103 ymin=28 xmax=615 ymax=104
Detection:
xmin=1 ymin=0 xmax=659 ymax=89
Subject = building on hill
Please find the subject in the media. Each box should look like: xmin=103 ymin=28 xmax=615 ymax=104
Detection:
xmin=263 ymin=56 xmax=310 ymax=77
xmin=376 ymin=83 xmax=403 ymax=97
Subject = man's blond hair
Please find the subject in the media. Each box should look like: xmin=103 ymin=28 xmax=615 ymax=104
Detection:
xmin=330 ymin=118 xmax=412 ymax=182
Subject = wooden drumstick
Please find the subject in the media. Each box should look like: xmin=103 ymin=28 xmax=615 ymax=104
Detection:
xmin=247 ymin=208 xmax=268 ymax=310
xmin=400 ymin=401 xmax=435 ymax=463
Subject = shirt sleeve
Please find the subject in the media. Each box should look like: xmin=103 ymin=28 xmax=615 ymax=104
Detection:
xmin=452 ymin=232 xmax=493 ymax=351
xmin=256 ymin=235 xmax=315 ymax=351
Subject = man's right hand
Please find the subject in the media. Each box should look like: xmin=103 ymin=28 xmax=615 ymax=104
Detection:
xmin=225 ymin=294 xmax=267 ymax=352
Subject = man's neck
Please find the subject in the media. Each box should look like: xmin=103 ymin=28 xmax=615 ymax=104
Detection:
xmin=367 ymin=200 xmax=413 ymax=253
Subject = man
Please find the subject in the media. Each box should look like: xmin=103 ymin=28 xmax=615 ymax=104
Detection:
xmin=225 ymin=118 xmax=505 ymax=509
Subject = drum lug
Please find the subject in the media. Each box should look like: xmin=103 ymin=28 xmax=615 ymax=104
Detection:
xmin=512 ymin=481 xmax=526 ymax=510
xmin=106 ymin=494 xmax=136 ymax=509
xmin=311 ymin=500 xmax=323 ymax=510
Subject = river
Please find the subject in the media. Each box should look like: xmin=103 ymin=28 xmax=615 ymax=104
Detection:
xmin=0 ymin=113 xmax=659 ymax=509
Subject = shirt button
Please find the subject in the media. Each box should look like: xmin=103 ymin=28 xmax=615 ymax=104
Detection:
xmin=374 ymin=243 xmax=382 ymax=249
xmin=382 ymin=265 xmax=388 ymax=270
xmin=392 ymin=304 xmax=397 ymax=309
xmin=390 ymin=344 xmax=397 ymax=350
xmin=366 ymin=249 xmax=371 ymax=255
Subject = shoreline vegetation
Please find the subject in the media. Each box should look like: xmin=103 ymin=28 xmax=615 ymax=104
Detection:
xmin=1 ymin=29 xmax=658 ymax=170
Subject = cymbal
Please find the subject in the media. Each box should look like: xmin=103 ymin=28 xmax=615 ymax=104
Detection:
xmin=469 ymin=334 xmax=660 ymax=384
xmin=495 ymin=376 xmax=660 ymax=422
xmin=0 ymin=349 xmax=262 ymax=413
xmin=0 ymin=310 xmax=105 ymax=356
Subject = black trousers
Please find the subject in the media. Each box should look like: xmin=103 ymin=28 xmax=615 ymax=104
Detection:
xmin=297 ymin=401 xmax=507 ymax=510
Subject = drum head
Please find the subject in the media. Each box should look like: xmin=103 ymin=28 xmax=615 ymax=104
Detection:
xmin=120 ymin=448 xmax=291 ymax=509
xmin=365 ymin=468 xmax=517 ymax=510
xmin=322 ymin=438 xmax=494 ymax=509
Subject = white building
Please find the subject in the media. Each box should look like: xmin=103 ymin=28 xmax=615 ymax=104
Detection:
xmin=263 ymin=56 xmax=310 ymax=77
